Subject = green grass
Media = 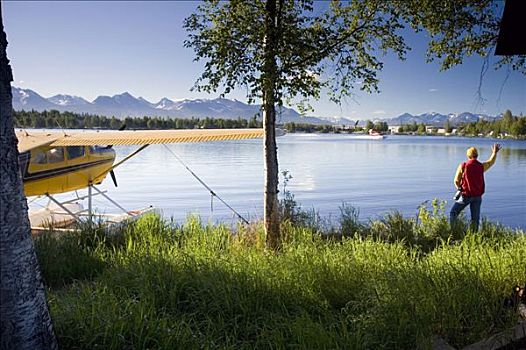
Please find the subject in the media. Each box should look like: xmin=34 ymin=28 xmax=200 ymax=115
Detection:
xmin=35 ymin=206 xmax=526 ymax=349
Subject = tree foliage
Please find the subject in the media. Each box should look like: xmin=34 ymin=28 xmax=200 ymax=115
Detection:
xmin=373 ymin=121 xmax=388 ymax=132
xmin=185 ymin=1 xmax=524 ymax=112
xmin=184 ymin=0 xmax=412 ymax=111
xmin=444 ymin=119 xmax=452 ymax=133
xmin=400 ymin=0 xmax=525 ymax=74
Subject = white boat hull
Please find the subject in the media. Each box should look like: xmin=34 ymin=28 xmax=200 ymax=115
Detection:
xmin=350 ymin=135 xmax=386 ymax=140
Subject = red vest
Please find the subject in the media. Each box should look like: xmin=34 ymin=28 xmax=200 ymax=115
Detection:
xmin=461 ymin=159 xmax=485 ymax=197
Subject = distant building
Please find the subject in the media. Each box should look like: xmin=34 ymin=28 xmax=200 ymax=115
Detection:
xmin=424 ymin=126 xmax=447 ymax=134
xmin=388 ymin=125 xmax=401 ymax=134
xmin=425 ymin=126 xmax=436 ymax=133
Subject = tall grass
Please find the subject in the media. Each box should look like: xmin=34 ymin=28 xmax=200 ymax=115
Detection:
xmin=35 ymin=207 xmax=526 ymax=349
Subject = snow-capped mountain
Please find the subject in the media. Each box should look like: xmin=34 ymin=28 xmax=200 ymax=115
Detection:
xmin=384 ymin=111 xmax=495 ymax=126
xmin=161 ymin=97 xmax=260 ymax=118
xmin=448 ymin=112 xmax=494 ymax=125
xmin=10 ymin=87 xmax=331 ymax=124
xmin=417 ymin=112 xmax=448 ymax=125
xmin=154 ymin=98 xmax=176 ymax=110
xmin=48 ymin=94 xmax=90 ymax=106
xmin=10 ymin=87 xmax=503 ymax=126
xmin=92 ymin=92 xmax=152 ymax=109
xmin=137 ymin=97 xmax=155 ymax=108
xmin=316 ymin=115 xmax=356 ymax=125
xmin=12 ymin=87 xmax=56 ymax=110
xmin=387 ymin=112 xmax=416 ymax=125
xmin=386 ymin=112 xmax=448 ymax=126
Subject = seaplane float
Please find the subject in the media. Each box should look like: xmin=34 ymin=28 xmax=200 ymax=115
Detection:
xmin=16 ymin=128 xmax=264 ymax=233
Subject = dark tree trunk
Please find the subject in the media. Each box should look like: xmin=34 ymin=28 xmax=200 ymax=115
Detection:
xmin=263 ymin=94 xmax=280 ymax=250
xmin=0 ymin=5 xmax=58 ymax=349
xmin=263 ymin=0 xmax=280 ymax=250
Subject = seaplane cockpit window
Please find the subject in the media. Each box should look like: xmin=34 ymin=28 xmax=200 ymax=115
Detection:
xmin=47 ymin=147 xmax=65 ymax=163
xmin=89 ymin=145 xmax=112 ymax=154
xmin=33 ymin=149 xmax=47 ymax=164
xmin=67 ymin=146 xmax=85 ymax=160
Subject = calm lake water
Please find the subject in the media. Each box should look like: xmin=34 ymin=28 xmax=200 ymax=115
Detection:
xmin=31 ymin=134 xmax=526 ymax=230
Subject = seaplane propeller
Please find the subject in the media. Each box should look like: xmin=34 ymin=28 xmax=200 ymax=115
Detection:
xmin=109 ymin=170 xmax=118 ymax=187
xmin=105 ymin=124 xmax=127 ymax=149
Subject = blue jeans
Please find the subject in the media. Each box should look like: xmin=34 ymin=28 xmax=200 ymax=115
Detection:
xmin=450 ymin=196 xmax=482 ymax=231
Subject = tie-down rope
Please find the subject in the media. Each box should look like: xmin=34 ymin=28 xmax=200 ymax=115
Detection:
xmin=162 ymin=144 xmax=249 ymax=225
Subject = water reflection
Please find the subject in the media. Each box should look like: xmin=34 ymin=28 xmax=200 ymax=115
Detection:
xmin=497 ymin=147 xmax=526 ymax=168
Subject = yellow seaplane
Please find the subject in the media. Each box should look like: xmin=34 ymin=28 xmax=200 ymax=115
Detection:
xmin=16 ymin=128 xmax=264 ymax=231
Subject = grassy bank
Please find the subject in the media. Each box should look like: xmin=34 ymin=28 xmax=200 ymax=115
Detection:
xmin=35 ymin=205 xmax=525 ymax=349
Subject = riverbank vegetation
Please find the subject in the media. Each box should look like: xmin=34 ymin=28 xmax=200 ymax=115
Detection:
xmin=35 ymin=201 xmax=525 ymax=349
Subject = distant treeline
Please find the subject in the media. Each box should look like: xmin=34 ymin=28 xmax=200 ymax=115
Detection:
xmin=283 ymin=120 xmax=388 ymax=133
xmin=284 ymin=111 xmax=526 ymax=138
xmin=455 ymin=110 xmax=526 ymax=138
xmin=283 ymin=123 xmax=335 ymax=133
xmin=13 ymin=109 xmax=526 ymax=138
xmin=396 ymin=110 xmax=526 ymax=138
xmin=13 ymin=109 xmax=262 ymax=130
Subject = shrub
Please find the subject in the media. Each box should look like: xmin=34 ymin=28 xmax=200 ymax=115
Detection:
xmin=339 ymin=202 xmax=363 ymax=238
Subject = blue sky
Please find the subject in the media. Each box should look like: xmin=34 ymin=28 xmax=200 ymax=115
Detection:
xmin=3 ymin=1 xmax=525 ymax=119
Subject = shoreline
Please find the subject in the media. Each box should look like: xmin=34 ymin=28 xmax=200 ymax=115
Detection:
xmin=283 ymin=129 xmax=526 ymax=140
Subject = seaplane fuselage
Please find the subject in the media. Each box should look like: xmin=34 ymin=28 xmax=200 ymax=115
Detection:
xmin=18 ymin=145 xmax=115 ymax=197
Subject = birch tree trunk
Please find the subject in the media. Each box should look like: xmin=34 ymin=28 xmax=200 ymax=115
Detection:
xmin=0 ymin=7 xmax=58 ymax=349
xmin=263 ymin=0 xmax=280 ymax=250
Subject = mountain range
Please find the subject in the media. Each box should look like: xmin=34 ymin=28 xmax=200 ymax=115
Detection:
xmin=11 ymin=87 xmax=500 ymax=126
xmin=386 ymin=111 xmax=499 ymax=127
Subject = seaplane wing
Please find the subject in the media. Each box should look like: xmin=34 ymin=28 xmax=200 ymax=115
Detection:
xmin=50 ymin=129 xmax=264 ymax=147
xmin=16 ymin=128 xmax=264 ymax=152
xmin=16 ymin=131 xmax=64 ymax=153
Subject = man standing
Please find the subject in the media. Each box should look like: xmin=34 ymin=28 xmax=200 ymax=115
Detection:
xmin=450 ymin=143 xmax=502 ymax=230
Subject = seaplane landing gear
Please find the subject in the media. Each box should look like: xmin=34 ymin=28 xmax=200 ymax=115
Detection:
xmin=28 ymin=185 xmax=155 ymax=234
